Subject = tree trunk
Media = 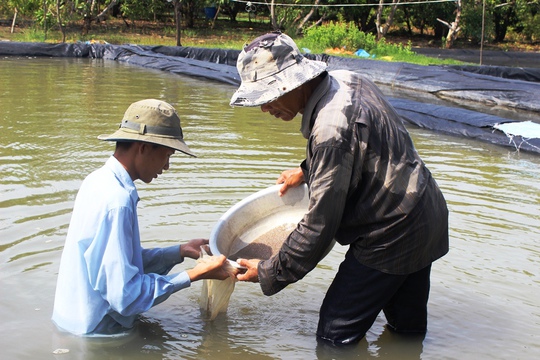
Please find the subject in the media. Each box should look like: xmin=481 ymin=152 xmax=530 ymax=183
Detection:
xmin=81 ymin=0 xmax=96 ymax=35
xmin=182 ymin=0 xmax=195 ymax=28
xmin=270 ymin=0 xmax=278 ymax=30
xmin=403 ymin=7 xmax=413 ymax=36
xmin=211 ymin=5 xmax=221 ymax=30
xmin=296 ymin=0 xmax=320 ymax=35
xmin=376 ymin=0 xmax=400 ymax=40
xmin=82 ymin=16 xmax=91 ymax=35
xmin=174 ymin=0 xmax=182 ymax=46
xmin=10 ymin=8 xmax=17 ymax=33
xmin=437 ymin=0 xmax=462 ymax=49
xmin=56 ymin=0 xmax=66 ymax=43
xmin=493 ymin=3 xmax=514 ymax=42
xmin=42 ymin=0 xmax=48 ymax=35
xmin=96 ymin=0 xmax=119 ymax=22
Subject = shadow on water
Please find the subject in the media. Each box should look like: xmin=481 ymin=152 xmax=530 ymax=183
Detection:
xmin=50 ymin=317 xmax=177 ymax=360
xmin=49 ymin=315 xmax=425 ymax=360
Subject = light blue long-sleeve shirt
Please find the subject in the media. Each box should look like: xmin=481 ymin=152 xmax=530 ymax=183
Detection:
xmin=52 ymin=156 xmax=191 ymax=335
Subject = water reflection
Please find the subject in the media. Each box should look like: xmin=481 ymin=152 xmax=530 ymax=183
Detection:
xmin=0 ymin=57 xmax=539 ymax=359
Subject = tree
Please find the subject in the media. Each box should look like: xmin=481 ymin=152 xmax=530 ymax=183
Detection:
xmin=515 ymin=0 xmax=540 ymax=41
xmin=459 ymin=0 xmax=495 ymax=45
xmin=375 ymin=0 xmax=400 ymax=40
xmin=270 ymin=0 xmax=278 ymax=29
xmin=79 ymin=0 xmax=119 ymax=34
xmin=218 ymin=0 xmax=243 ymax=22
xmin=296 ymin=0 xmax=325 ymax=35
xmin=55 ymin=0 xmax=66 ymax=42
xmin=437 ymin=0 xmax=463 ymax=48
xmin=179 ymin=0 xmax=197 ymax=28
xmin=493 ymin=0 xmax=517 ymax=41
xmin=172 ymin=0 xmax=181 ymax=46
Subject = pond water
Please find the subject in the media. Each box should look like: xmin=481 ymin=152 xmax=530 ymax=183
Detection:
xmin=0 ymin=57 xmax=539 ymax=360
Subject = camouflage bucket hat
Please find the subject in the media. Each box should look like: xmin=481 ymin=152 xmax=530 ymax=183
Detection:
xmin=230 ymin=32 xmax=328 ymax=107
xmin=98 ymin=99 xmax=196 ymax=157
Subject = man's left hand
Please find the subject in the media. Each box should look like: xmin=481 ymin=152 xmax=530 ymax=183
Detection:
xmin=181 ymin=238 xmax=209 ymax=259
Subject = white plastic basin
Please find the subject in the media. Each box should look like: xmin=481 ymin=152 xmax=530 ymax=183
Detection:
xmin=210 ymin=184 xmax=336 ymax=261
xmin=209 ymin=184 xmax=311 ymax=258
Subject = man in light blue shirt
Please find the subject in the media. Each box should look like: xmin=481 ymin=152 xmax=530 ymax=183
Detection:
xmin=52 ymin=99 xmax=235 ymax=336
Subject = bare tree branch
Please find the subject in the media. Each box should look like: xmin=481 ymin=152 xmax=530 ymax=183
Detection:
xmin=96 ymin=0 xmax=119 ymax=22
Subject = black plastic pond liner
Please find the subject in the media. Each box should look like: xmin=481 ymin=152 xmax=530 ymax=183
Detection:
xmin=106 ymin=44 xmax=241 ymax=86
xmin=1 ymin=41 xmax=539 ymax=154
xmin=389 ymin=98 xmax=540 ymax=154
xmin=306 ymin=54 xmax=540 ymax=114
xmin=444 ymin=65 xmax=540 ymax=84
xmin=413 ymin=47 xmax=540 ymax=73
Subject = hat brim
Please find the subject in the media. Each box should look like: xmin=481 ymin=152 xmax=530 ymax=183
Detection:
xmin=98 ymin=129 xmax=196 ymax=157
xmin=230 ymin=58 xmax=327 ymax=107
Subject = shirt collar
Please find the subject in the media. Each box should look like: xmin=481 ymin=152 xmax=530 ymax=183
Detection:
xmin=105 ymin=155 xmax=139 ymax=204
xmin=300 ymin=73 xmax=332 ymax=139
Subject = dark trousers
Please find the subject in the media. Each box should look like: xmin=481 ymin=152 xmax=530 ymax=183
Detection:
xmin=317 ymin=249 xmax=432 ymax=345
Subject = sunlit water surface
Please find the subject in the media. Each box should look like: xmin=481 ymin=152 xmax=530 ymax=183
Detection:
xmin=1 ymin=57 xmax=539 ymax=360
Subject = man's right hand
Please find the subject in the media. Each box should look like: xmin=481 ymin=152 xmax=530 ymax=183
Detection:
xmin=276 ymin=167 xmax=304 ymax=196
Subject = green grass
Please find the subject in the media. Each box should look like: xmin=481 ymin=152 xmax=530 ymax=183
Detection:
xmin=298 ymin=21 xmax=467 ymax=65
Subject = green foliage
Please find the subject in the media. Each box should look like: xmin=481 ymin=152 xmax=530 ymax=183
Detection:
xmin=302 ymin=21 xmax=378 ymax=53
xmin=301 ymin=21 xmax=415 ymax=58
xmin=395 ymin=2 xmax=456 ymax=38
xmin=0 ymin=0 xmax=537 ymax=50
xmin=514 ymin=0 xmax=540 ymax=41
xmin=521 ymin=12 xmax=540 ymax=41
xmin=34 ymin=7 xmax=55 ymax=30
xmin=373 ymin=38 xmax=415 ymax=57
xmin=121 ymin=0 xmax=172 ymax=22
xmin=162 ymin=26 xmax=176 ymax=37
xmin=0 ymin=0 xmax=40 ymax=17
xmin=461 ymin=0 xmax=495 ymax=44
xmin=17 ymin=27 xmax=48 ymax=42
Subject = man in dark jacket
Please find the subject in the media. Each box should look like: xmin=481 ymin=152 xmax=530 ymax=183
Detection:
xmin=231 ymin=32 xmax=449 ymax=346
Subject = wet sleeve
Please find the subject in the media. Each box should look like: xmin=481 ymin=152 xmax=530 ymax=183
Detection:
xmin=85 ymin=207 xmax=191 ymax=317
xmin=142 ymin=245 xmax=183 ymax=275
xmin=258 ymin=145 xmax=353 ymax=295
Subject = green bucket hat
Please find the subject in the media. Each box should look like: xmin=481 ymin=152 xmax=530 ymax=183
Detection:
xmin=98 ymin=99 xmax=195 ymax=157
xmin=230 ymin=32 xmax=328 ymax=107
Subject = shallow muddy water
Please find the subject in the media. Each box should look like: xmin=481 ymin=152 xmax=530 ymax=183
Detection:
xmin=0 ymin=57 xmax=539 ymax=360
